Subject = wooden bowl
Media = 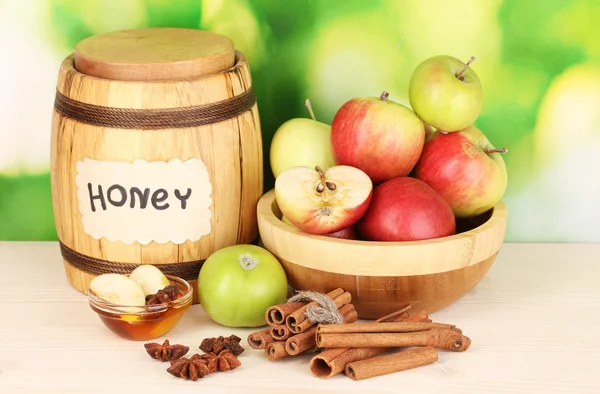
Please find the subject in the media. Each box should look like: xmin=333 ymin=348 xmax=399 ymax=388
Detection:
xmin=257 ymin=189 xmax=508 ymax=320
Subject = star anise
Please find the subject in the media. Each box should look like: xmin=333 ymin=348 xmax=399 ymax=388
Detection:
xmin=200 ymin=334 xmax=245 ymax=356
xmin=198 ymin=349 xmax=242 ymax=372
xmin=144 ymin=339 xmax=189 ymax=361
xmin=166 ymin=354 xmax=212 ymax=381
xmin=146 ymin=285 xmax=179 ymax=305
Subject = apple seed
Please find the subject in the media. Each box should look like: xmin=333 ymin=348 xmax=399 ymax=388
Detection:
xmin=314 ymin=166 xmax=338 ymax=194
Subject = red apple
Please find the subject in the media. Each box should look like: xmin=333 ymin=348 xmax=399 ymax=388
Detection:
xmin=323 ymin=225 xmax=360 ymax=240
xmin=357 ymin=177 xmax=455 ymax=241
xmin=412 ymin=125 xmax=508 ymax=218
xmin=330 ymin=91 xmax=425 ymax=184
xmin=275 ymin=165 xmax=373 ymax=235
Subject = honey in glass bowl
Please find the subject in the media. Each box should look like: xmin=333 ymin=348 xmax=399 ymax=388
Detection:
xmin=88 ymin=274 xmax=193 ymax=341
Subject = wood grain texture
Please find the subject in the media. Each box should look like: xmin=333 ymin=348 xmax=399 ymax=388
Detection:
xmin=257 ymin=189 xmax=506 ymax=318
xmin=279 ymin=254 xmax=496 ymax=319
xmin=1 ymin=242 xmax=599 ymax=393
xmin=74 ymin=28 xmax=235 ymax=81
xmin=50 ymin=49 xmax=263 ymax=303
xmin=257 ymin=190 xmax=507 ymax=276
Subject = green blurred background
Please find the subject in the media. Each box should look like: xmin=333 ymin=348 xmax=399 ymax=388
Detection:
xmin=0 ymin=0 xmax=599 ymax=242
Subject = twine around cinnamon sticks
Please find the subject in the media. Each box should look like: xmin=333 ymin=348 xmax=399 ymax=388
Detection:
xmin=247 ymin=288 xmax=357 ymax=361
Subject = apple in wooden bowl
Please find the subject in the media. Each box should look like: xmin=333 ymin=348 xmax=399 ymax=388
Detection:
xmin=260 ymin=81 xmax=508 ymax=319
xmin=256 ymin=166 xmax=507 ymax=319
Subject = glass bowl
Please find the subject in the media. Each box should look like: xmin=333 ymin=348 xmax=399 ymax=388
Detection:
xmin=88 ymin=274 xmax=193 ymax=341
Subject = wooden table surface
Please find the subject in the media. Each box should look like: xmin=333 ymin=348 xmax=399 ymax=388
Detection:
xmin=1 ymin=241 xmax=599 ymax=393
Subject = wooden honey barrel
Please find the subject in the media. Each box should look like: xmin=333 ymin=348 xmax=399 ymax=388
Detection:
xmin=50 ymin=28 xmax=263 ymax=303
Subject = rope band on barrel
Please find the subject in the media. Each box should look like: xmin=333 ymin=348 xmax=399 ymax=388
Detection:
xmin=53 ymin=85 xmax=256 ymax=129
xmin=59 ymin=241 xmax=203 ymax=281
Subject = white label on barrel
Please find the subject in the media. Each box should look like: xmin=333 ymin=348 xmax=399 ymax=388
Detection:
xmin=75 ymin=157 xmax=212 ymax=245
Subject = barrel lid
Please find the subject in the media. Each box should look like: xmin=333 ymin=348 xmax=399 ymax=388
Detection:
xmin=73 ymin=28 xmax=235 ymax=81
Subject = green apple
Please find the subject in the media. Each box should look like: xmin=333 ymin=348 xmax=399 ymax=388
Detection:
xmin=89 ymin=273 xmax=146 ymax=306
xmin=197 ymin=244 xmax=288 ymax=328
xmin=408 ymin=55 xmax=483 ymax=132
xmin=128 ymin=265 xmax=170 ymax=296
xmin=269 ymin=99 xmax=336 ymax=179
xmin=383 ymin=0 xmax=501 ymax=95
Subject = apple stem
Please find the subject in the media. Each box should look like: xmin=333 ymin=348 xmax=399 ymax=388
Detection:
xmin=238 ymin=254 xmax=258 ymax=270
xmin=305 ymin=98 xmax=317 ymax=121
xmin=455 ymin=56 xmax=476 ymax=81
xmin=380 ymin=91 xmax=389 ymax=101
xmin=485 ymin=148 xmax=508 ymax=154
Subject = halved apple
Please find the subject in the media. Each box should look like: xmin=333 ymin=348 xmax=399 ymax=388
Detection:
xmin=281 ymin=214 xmax=359 ymax=239
xmin=281 ymin=215 xmax=296 ymax=228
xmin=275 ymin=165 xmax=373 ymax=235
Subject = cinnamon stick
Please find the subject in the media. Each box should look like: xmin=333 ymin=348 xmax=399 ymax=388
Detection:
xmin=285 ymin=288 xmax=345 ymax=333
xmin=286 ymin=326 xmax=318 ymax=356
xmin=265 ymin=340 xmax=289 ymax=361
xmin=404 ymin=310 xmax=431 ymax=322
xmin=345 ymin=346 xmax=438 ymax=381
xmin=309 ymin=305 xmax=412 ymax=379
xmin=265 ymin=302 xmax=306 ymax=326
xmin=310 ymin=347 xmax=387 ymax=379
xmin=316 ymin=321 xmax=461 ymax=334
xmin=286 ymin=303 xmax=358 ymax=356
xmin=316 ymin=328 xmax=471 ymax=352
xmin=247 ymin=328 xmax=276 ymax=350
xmin=270 ymin=324 xmax=292 ymax=341
xmin=374 ymin=304 xmax=412 ymax=323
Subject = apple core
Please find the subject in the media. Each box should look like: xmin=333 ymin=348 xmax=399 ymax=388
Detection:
xmin=274 ymin=165 xmax=373 ymax=235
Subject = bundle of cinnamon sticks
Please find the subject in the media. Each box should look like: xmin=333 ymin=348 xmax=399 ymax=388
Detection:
xmin=310 ymin=304 xmax=471 ymax=380
xmin=247 ymin=288 xmax=473 ymax=381
xmin=247 ymin=288 xmax=357 ymax=361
